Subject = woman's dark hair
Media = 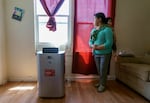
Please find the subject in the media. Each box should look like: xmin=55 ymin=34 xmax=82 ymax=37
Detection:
xmin=94 ymin=12 xmax=106 ymax=23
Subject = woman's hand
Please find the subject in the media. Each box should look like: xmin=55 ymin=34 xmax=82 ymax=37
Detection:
xmin=92 ymin=44 xmax=104 ymax=50
xmin=92 ymin=44 xmax=97 ymax=50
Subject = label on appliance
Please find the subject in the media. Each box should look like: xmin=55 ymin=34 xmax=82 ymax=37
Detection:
xmin=45 ymin=69 xmax=55 ymax=77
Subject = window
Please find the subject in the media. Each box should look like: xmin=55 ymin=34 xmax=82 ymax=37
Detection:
xmin=34 ymin=0 xmax=71 ymax=51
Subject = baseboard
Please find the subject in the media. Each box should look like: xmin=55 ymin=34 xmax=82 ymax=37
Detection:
xmin=65 ymin=74 xmax=116 ymax=81
xmin=8 ymin=76 xmax=37 ymax=82
xmin=0 ymin=79 xmax=7 ymax=85
xmin=7 ymin=74 xmax=116 ymax=82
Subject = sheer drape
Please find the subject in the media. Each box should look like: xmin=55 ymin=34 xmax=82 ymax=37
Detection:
xmin=72 ymin=0 xmax=116 ymax=74
xmin=40 ymin=0 xmax=64 ymax=31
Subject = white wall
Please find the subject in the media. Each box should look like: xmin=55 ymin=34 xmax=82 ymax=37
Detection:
xmin=5 ymin=0 xmax=37 ymax=81
xmin=4 ymin=0 xmax=150 ymax=81
xmin=115 ymin=0 xmax=150 ymax=55
xmin=0 ymin=0 xmax=7 ymax=84
xmin=4 ymin=0 xmax=74 ymax=81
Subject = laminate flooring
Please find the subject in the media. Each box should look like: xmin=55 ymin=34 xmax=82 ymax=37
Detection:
xmin=0 ymin=79 xmax=149 ymax=103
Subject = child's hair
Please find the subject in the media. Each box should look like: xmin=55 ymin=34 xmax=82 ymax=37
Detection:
xmin=105 ymin=17 xmax=112 ymax=24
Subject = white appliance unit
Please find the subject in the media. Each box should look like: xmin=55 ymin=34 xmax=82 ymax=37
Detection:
xmin=37 ymin=48 xmax=65 ymax=98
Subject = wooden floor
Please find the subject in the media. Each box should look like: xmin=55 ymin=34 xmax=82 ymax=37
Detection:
xmin=0 ymin=79 xmax=149 ymax=103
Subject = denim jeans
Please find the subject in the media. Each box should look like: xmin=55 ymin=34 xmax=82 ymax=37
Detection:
xmin=94 ymin=53 xmax=111 ymax=87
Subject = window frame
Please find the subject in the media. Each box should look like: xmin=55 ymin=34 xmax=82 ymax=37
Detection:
xmin=34 ymin=0 xmax=74 ymax=51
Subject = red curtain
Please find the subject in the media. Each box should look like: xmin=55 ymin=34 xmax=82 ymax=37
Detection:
xmin=72 ymin=0 xmax=116 ymax=74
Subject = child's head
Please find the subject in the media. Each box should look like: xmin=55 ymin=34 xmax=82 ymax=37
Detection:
xmin=106 ymin=17 xmax=113 ymax=26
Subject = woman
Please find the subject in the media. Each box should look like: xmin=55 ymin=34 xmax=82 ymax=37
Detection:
xmin=89 ymin=12 xmax=113 ymax=92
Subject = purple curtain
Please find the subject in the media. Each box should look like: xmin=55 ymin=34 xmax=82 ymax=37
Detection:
xmin=40 ymin=0 xmax=64 ymax=31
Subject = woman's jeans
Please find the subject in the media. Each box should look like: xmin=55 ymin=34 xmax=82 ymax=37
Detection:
xmin=94 ymin=53 xmax=112 ymax=87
